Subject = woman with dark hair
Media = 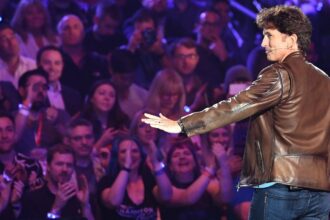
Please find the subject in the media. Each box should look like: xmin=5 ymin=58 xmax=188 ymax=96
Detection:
xmin=159 ymin=138 xmax=232 ymax=220
xmin=98 ymin=136 xmax=171 ymax=220
xmin=78 ymin=80 xmax=130 ymax=148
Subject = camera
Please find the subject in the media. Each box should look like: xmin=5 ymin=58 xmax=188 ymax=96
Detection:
xmin=142 ymin=28 xmax=157 ymax=47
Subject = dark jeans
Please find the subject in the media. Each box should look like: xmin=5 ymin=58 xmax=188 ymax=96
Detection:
xmin=249 ymin=184 xmax=330 ymax=220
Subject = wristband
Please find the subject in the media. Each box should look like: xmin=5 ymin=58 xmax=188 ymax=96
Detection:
xmin=47 ymin=212 xmax=60 ymax=219
xmin=203 ymin=166 xmax=216 ymax=178
xmin=121 ymin=166 xmax=132 ymax=172
xmin=153 ymin=162 xmax=166 ymax=176
xmin=18 ymin=103 xmax=31 ymax=116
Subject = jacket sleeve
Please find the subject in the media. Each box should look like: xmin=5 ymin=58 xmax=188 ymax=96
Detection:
xmin=179 ymin=64 xmax=291 ymax=137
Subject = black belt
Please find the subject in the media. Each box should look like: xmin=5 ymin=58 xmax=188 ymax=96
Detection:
xmin=287 ymin=185 xmax=304 ymax=191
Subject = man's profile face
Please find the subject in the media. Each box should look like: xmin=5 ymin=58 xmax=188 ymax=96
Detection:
xmin=0 ymin=117 xmax=15 ymax=153
xmin=261 ymin=28 xmax=293 ymax=62
xmin=172 ymin=45 xmax=199 ymax=75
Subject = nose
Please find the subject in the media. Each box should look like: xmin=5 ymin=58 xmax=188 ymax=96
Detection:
xmin=261 ymin=36 xmax=267 ymax=48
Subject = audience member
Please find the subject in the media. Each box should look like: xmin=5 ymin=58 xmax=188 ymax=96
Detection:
xmin=145 ymin=69 xmax=186 ymax=120
xmin=0 ymin=111 xmax=44 ymax=219
xmin=78 ymin=80 xmax=130 ymax=142
xmin=84 ymin=2 xmax=127 ymax=55
xmin=0 ymin=0 xmax=16 ymax=25
xmin=11 ymin=0 xmax=59 ymax=59
xmin=0 ymin=24 xmax=36 ymax=88
xmin=57 ymin=14 xmax=108 ymax=96
xmin=0 ymin=81 xmax=21 ymax=113
xmin=19 ymin=144 xmax=95 ymax=220
xmin=169 ymin=38 xmax=207 ymax=111
xmin=98 ymin=136 xmax=172 ymax=220
xmin=15 ymin=69 xmax=70 ymax=155
xmin=109 ymin=49 xmax=148 ymax=119
xmin=125 ymin=9 xmax=165 ymax=88
xmin=36 ymin=45 xmax=82 ymax=116
xmin=159 ymin=138 xmax=232 ymax=220
xmin=67 ymin=118 xmax=106 ymax=195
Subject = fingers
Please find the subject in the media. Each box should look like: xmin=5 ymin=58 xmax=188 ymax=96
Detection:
xmin=143 ymin=113 xmax=161 ymax=120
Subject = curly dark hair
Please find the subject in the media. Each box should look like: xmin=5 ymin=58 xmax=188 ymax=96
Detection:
xmin=256 ymin=5 xmax=312 ymax=55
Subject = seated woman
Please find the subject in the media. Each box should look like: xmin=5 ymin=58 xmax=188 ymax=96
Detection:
xmin=77 ymin=80 xmax=130 ymax=149
xmin=11 ymin=0 xmax=59 ymax=59
xmin=98 ymin=136 xmax=171 ymax=220
xmin=159 ymin=138 xmax=232 ymax=220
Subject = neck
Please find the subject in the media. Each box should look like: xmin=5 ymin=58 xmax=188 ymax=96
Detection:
xmin=96 ymin=111 xmax=108 ymax=127
xmin=29 ymin=29 xmax=43 ymax=36
xmin=0 ymin=150 xmax=15 ymax=165
xmin=280 ymin=49 xmax=299 ymax=63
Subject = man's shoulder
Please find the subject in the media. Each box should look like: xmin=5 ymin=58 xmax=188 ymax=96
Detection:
xmin=19 ymin=56 xmax=36 ymax=66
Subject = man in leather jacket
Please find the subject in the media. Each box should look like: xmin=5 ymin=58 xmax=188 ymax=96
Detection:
xmin=142 ymin=5 xmax=330 ymax=219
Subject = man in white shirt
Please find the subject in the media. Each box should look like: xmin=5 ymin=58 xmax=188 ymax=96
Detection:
xmin=0 ymin=24 xmax=36 ymax=88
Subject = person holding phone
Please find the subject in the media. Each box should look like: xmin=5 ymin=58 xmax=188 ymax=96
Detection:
xmin=142 ymin=5 xmax=330 ymax=219
xmin=19 ymin=144 xmax=95 ymax=220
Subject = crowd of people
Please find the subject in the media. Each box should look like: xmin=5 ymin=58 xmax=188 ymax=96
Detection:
xmin=0 ymin=0 xmax=329 ymax=220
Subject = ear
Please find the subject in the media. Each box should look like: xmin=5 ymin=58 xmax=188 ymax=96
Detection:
xmin=287 ymin=34 xmax=298 ymax=49
xmin=18 ymin=86 xmax=26 ymax=98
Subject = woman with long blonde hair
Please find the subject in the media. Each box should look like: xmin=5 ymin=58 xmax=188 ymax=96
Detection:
xmin=11 ymin=0 xmax=59 ymax=59
xmin=145 ymin=69 xmax=186 ymax=120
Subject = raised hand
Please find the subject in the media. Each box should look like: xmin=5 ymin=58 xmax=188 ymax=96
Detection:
xmin=76 ymin=175 xmax=89 ymax=206
xmin=141 ymin=113 xmax=182 ymax=134
xmin=51 ymin=181 xmax=77 ymax=213
xmin=10 ymin=180 xmax=24 ymax=204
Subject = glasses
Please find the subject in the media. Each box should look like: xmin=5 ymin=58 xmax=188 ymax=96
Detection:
xmin=71 ymin=134 xmax=94 ymax=142
xmin=174 ymin=53 xmax=198 ymax=60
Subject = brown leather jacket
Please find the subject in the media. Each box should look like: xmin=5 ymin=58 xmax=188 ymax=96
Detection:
xmin=179 ymin=52 xmax=330 ymax=191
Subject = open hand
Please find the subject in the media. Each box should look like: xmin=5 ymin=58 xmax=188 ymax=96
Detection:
xmin=141 ymin=113 xmax=181 ymax=134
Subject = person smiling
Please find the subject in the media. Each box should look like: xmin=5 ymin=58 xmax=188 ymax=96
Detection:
xmin=142 ymin=5 xmax=330 ymax=219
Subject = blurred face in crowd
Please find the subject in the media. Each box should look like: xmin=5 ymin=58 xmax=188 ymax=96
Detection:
xmin=39 ymin=49 xmax=64 ymax=83
xmin=118 ymin=139 xmax=142 ymax=171
xmin=136 ymin=118 xmax=158 ymax=145
xmin=0 ymin=117 xmax=15 ymax=153
xmin=0 ymin=28 xmax=20 ymax=58
xmin=48 ymin=152 xmax=74 ymax=184
xmin=198 ymin=11 xmax=221 ymax=42
xmin=170 ymin=145 xmax=196 ymax=174
xmin=70 ymin=125 xmax=95 ymax=159
xmin=172 ymin=45 xmax=199 ymax=75
xmin=24 ymin=4 xmax=46 ymax=31
xmin=91 ymin=83 xmax=116 ymax=113
xmin=95 ymin=15 xmax=120 ymax=36
xmin=24 ymin=75 xmax=48 ymax=105
xmin=58 ymin=15 xmax=84 ymax=46
xmin=208 ymin=127 xmax=231 ymax=150
xmin=134 ymin=19 xmax=156 ymax=47
xmin=159 ymin=87 xmax=180 ymax=113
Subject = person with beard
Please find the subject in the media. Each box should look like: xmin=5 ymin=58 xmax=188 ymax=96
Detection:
xmin=19 ymin=144 xmax=95 ymax=220
xmin=0 ymin=111 xmax=44 ymax=220
xmin=15 ymin=68 xmax=70 ymax=155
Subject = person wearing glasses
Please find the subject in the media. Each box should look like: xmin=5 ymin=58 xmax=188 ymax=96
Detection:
xmin=15 ymin=68 xmax=70 ymax=155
